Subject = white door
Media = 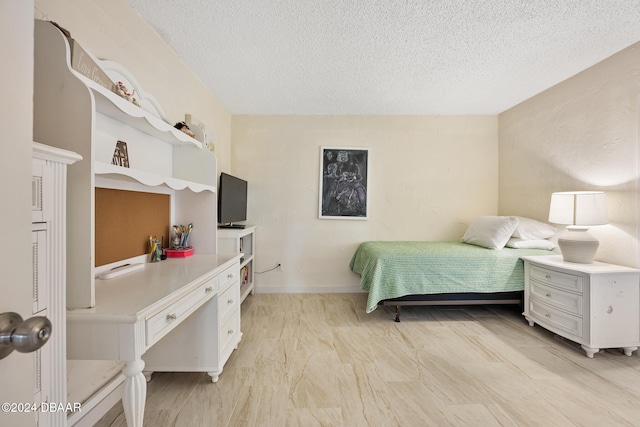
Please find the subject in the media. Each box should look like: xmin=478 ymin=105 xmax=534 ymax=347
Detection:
xmin=0 ymin=3 xmax=37 ymax=427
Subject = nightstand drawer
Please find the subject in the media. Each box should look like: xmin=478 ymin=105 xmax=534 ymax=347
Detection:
xmin=530 ymin=298 xmax=582 ymax=338
xmin=218 ymin=278 xmax=239 ymax=322
xmin=529 ymin=264 xmax=583 ymax=293
xmin=219 ymin=263 xmax=239 ymax=292
xmin=530 ymin=280 xmax=582 ymax=315
xmin=146 ymin=276 xmax=217 ymax=346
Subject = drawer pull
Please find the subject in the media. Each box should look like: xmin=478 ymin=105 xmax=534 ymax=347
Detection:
xmin=227 ymin=329 xmax=234 ymax=335
xmin=166 ymin=314 xmax=177 ymax=321
xmin=205 ymin=286 xmax=214 ymax=293
xmin=545 ymin=293 xmax=551 ymax=298
xmin=545 ymin=274 xmax=551 ymax=279
xmin=227 ymin=299 xmax=234 ymax=305
xmin=227 ymin=273 xmax=234 ymax=279
xmin=545 ymin=313 xmax=551 ymax=318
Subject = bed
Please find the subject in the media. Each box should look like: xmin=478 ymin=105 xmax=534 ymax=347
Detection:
xmin=349 ymin=240 xmax=556 ymax=321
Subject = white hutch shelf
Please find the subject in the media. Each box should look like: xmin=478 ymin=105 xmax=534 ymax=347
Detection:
xmin=218 ymin=226 xmax=257 ymax=302
xmin=523 ymin=255 xmax=640 ymax=358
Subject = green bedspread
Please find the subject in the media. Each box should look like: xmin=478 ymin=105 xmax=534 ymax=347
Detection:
xmin=349 ymin=241 xmax=556 ymax=313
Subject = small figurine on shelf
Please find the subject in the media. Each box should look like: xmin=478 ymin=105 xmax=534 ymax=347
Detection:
xmin=116 ymin=81 xmax=141 ymax=107
xmin=174 ymin=121 xmax=195 ymax=138
xmin=116 ymin=81 xmax=131 ymax=100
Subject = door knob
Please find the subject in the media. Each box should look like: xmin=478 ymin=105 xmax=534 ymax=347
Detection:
xmin=0 ymin=312 xmax=52 ymax=360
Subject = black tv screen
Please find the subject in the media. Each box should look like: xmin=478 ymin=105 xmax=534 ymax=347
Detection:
xmin=218 ymin=173 xmax=248 ymax=228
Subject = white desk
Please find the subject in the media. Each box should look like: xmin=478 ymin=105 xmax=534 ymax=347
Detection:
xmin=67 ymin=254 xmax=243 ymax=427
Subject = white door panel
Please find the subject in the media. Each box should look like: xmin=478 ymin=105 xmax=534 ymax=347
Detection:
xmin=0 ymin=3 xmax=37 ymax=427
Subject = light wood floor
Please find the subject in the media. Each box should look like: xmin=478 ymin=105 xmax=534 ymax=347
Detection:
xmin=96 ymin=293 xmax=640 ymax=426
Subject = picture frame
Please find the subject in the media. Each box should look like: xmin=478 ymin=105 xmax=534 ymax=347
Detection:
xmin=319 ymin=146 xmax=369 ymax=220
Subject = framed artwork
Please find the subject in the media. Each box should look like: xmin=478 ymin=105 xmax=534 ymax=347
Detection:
xmin=319 ymin=147 xmax=369 ymax=219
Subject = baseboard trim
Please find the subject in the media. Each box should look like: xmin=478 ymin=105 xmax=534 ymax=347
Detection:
xmin=254 ymin=286 xmax=365 ymax=294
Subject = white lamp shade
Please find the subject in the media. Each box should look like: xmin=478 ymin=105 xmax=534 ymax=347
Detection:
xmin=548 ymin=191 xmax=608 ymax=226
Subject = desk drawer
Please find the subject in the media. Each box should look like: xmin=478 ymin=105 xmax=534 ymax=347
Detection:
xmin=530 ymin=264 xmax=583 ymax=293
xmin=219 ymin=263 xmax=239 ymax=292
xmin=530 ymin=297 xmax=582 ymax=339
xmin=146 ymin=276 xmax=217 ymax=346
xmin=219 ymin=307 xmax=240 ymax=357
xmin=530 ymin=280 xmax=582 ymax=315
xmin=218 ymin=279 xmax=239 ymax=323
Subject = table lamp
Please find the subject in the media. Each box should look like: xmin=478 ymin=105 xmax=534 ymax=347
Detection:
xmin=548 ymin=191 xmax=608 ymax=263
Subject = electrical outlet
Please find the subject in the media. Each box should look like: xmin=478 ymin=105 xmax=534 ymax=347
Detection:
xmin=277 ymin=263 xmax=283 ymax=271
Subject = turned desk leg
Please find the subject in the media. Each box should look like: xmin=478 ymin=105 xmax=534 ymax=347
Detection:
xmin=581 ymin=345 xmax=599 ymax=359
xmin=122 ymin=360 xmax=147 ymax=427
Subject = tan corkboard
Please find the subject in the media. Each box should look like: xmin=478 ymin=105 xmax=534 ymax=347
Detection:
xmin=95 ymin=188 xmax=170 ymax=266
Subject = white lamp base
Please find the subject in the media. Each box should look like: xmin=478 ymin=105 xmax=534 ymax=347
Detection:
xmin=557 ymin=228 xmax=599 ymax=264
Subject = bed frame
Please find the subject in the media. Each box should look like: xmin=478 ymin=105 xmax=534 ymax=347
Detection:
xmin=379 ymin=291 xmax=524 ymax=322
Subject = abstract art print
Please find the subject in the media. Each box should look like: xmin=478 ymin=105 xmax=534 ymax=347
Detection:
xmin=319 ymin=147 xmax=368 ymax=219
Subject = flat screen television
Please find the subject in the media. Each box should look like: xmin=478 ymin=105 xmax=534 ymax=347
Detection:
xmin=218 ymin=172 xmax=248 ymax=228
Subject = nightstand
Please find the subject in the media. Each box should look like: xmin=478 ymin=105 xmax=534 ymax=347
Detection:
xmin=522 ymin=255 xmax=640 ymax=358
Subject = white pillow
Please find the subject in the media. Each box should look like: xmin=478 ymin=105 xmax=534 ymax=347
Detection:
xmin=512 ymin=216 xmax=556 ymax=240
xmin=506 ymin=237 xmax=556 ymax=250
xmin=461 ymin=216 xmax=519 ymax=250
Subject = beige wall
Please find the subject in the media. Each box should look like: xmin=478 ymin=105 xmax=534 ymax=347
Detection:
xmin=232 ymin=115 xmax=498 ymax=292
xmin=30 ymin=0 xmax=640 ymax=280
xmin=34 ymin=0 xmax=233 ymax=173
xmin=499 ymin=42 xmax=640 ymax=267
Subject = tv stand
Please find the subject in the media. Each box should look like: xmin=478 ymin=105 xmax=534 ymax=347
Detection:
xmin=219 ymin=224 xmax=246 ymax=229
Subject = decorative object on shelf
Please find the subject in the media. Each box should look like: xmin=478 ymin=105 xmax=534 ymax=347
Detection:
xmin=49 ymin=21 xmax=117 ymax=94
xmin=111 ymin=140 xmax=130 ymax=168
xmin=116 ymin=81 xmax=140 ymax=107
xmin=174 ymin=121 xmax=195 ymax=138
xmin=319 ymin=147 xmax=369 ymax=220
xmin=101 ymin=59 xmax=169 ymax=121
xmin=548 ymin=191 xmax=608 ymax=263
xmin=172 ymin=223 xmax=193 ymax=249
xmin=185 ymin=114 xmax=214 ymax=152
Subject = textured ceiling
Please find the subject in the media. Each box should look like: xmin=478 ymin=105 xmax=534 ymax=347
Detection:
xmin=128 ymin=0 xmax=640 ymax=115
